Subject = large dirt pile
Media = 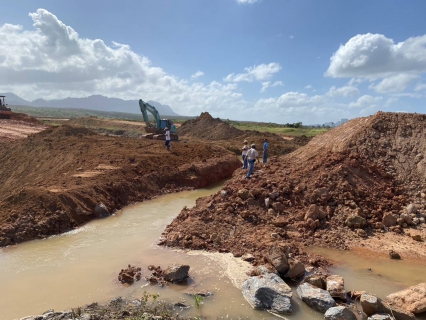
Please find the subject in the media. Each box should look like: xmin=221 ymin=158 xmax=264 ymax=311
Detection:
xmin=178 ymin=112 xmax=243 ymax=140
xmin=178 ymin=112 xmax=310 ymax=157
xmin=0 ymin=125 xmax=241 ymax=247
xmin=161 ymin=112 xmax=426 ymax=264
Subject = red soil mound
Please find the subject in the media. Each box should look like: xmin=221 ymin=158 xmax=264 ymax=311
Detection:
xmin=0 ymin=125 xmax=241 ymax=247
xmin=161 ymin=112 xmax=426 ymax=264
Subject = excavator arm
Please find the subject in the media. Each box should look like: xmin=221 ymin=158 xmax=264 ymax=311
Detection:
xmin=139 ymin=99 xmax=161 ymax=129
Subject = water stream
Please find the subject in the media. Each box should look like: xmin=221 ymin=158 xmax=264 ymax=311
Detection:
xmin=1 ymin=182 xmax=425 ymax=319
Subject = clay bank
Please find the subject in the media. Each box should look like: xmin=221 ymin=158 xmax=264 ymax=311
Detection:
xmin=160 ymin=112 xmax=426 ymax=318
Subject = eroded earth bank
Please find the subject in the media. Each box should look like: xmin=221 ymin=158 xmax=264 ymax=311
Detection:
xmin=0 ymin=120 xmax=241 ymax=247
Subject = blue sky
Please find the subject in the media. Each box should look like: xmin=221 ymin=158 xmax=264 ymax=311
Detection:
xmin=1 ymin=0 xmax=426 ymax=124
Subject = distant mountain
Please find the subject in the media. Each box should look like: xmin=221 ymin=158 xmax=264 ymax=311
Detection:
xmin=0 ymin=93 xmax=179 ymax=117
xmin=0 ymin=92 xmax=32 ymax=106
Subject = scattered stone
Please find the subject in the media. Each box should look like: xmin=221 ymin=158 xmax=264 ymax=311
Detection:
xmin=296 ymin=282 xmax=336 ymax=313
xmin=118 ymin=265 xmax=142 ymax=284
xmin=324 ymin=306 xmax=357 ymax=320
xmin=345 ymin=215 xmax=366 ymax=229
xmin=283 ymin=258 xmax=305 ymax=280
xmin=163 ymin=264 xmax=190 ymax=283
xmin=361 ymin=293 xmax=379 ymax=316
xmin=389 ymin=250 xmax=401 ymax=260
xmin=242 ymin=253 xmax=255 ymax=262
xmin=367 ymin=314 xmax=395 ymax=320
xmin=386 ymin=283 xmax=426 ymax=314
xmin=304 ymin=274 xmax=326 ymax=289
xmin=326 ymin=275 xmax=347 ymax=301
xmin=242 ymin=273 xmax=292 ymax=314
xmin=267 ymin=245 xmax=289 ymax=274
xmin=94 ymin=203 xmax=110 ymax=217
xmin=382 ymin=213 xmax=397 ymax=227
xmin=412 ymin=234 xmax=422 ymax=241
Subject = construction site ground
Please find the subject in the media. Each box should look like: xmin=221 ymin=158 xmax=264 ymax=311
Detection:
xmin=1 ymin=111 xmax=426 ymax=272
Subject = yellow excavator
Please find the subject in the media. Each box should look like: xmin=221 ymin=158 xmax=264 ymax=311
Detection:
xmin=138 ymin=99 xmax=178 ymax=140
xmin=0 ymin=95 xmax=12 ymax=119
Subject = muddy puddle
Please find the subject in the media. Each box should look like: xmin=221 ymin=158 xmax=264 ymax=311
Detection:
xmin=1 ymin=182 xmax=425 ymax=320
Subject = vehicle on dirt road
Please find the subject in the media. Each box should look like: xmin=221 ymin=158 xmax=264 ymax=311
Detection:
xmin=138 ymin=99 xmax=178 ymax=140
xmin=0 ymin=95 xmax=12 ymax=119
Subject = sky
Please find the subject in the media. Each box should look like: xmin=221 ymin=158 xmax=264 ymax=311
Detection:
xmin=1 ymin=0 xmax=426 ymax=125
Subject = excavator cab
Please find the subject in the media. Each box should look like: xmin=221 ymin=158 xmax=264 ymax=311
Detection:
xmin=0 ymin=95 xmax=12 ymax=119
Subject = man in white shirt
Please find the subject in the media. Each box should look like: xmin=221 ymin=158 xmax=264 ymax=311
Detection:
xmin=246 ymin=144 xmax=258 ymax=179
xmin=165 ymin=127 xmax=171 ymax=151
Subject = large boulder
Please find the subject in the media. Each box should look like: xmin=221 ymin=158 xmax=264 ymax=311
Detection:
xmin=378 ymin=299 xmax=415 ymax=320
xmin=267 ymin=246 xmax=289 ymax=274
xmin=242 ymin=273 xmax=292 ymax=314
xmin=326 ymin=275 xmax=347 ymax=301
xmin=163 ymin=265 xmax=190 ymax=283
xmin=361 ymin=293 xmax=379 ymax=316
xmin=385 ymin=283 xmax=426 ymax=314
xmin=297 ymin=282 xmax=336 ymax=313
xmin=324 ymin=306 xmax=357 ymax=320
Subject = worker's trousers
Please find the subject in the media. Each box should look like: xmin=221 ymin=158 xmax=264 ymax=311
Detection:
xmin=247 ymin=159 xmax=255 ymax=177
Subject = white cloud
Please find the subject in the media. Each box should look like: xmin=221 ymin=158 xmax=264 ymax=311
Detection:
xmin=327 ymin=85 xmax=360 ymax=97
xmin=289 ymin=35 xmax=295 ymax=40
xmin=260 ymin=82 xmax=270 ymax=93
xmin=305 ymin=85 xmax=312 ymax=89
xmin=415 ymin=83 xmax=426 ymax=91
xmin=236 ymin=0 xmax=260 ymax=3
xmin=0 ymin=9 xmax=246 ymax=117
xmin=326 ymin=33 xmax=426 ymax=79
xmin=370 ymin=74 xmax=419 ymax=93
xmin=348 ymin=95 xmax=383 ymax=109
xmin=191 ymin=70 xmax=204 ymax=79
xmin=260 ymin=80 xmax=283 ymax=93
xmin=224 ymin=63 xmax=281 ymax=82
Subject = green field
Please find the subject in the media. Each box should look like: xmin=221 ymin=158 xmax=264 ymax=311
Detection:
xmin=224 ymin=120 xmax=329 ymax=137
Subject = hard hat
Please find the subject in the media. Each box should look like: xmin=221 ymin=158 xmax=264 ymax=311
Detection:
xmin=251 ymin=144 xmax=256 ymax=148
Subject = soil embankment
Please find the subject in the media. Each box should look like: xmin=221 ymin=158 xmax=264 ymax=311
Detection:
xmin=161 ymin=112 xmax=426 ymax=264
xmin=178 ymin=112 xmax=310 ymax=157
xmin=0 ymin=113 xmax=48 ymax=142
xmin=0 ymin=124 xmax=241 ymax=247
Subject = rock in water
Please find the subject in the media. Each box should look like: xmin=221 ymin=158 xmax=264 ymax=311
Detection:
xmin=163 ymin=264 xmax=190 ymax=283
xmin=297 ymin=282 xmax=336 ymax=313
xmin=389 ymin=250 xmax=401 ymax=260
xmin=386 ymin=283 xmax=426 ymax=314
xmin=242 ymin=273 xmax=292 ymax=314
xmin=324 ymin=306 xmax=357 ymax=320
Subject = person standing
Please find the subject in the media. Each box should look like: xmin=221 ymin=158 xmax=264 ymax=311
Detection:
xmin=165 ymin=127 xmax=171 ymax=150
xmin=263 ymin=138 xmax=269 ymax=163
xmin=241 ymin=140 xmax=249 ymax=169
xmin=246 ymin=144 xmax=258 ymax=179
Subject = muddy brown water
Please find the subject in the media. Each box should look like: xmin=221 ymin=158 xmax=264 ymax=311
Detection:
xmin=1 ymin=182 xmax=425 ymax=320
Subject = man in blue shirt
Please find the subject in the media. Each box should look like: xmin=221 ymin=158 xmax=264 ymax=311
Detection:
xmin=263 ymin=138 xmax=269 ymax=164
